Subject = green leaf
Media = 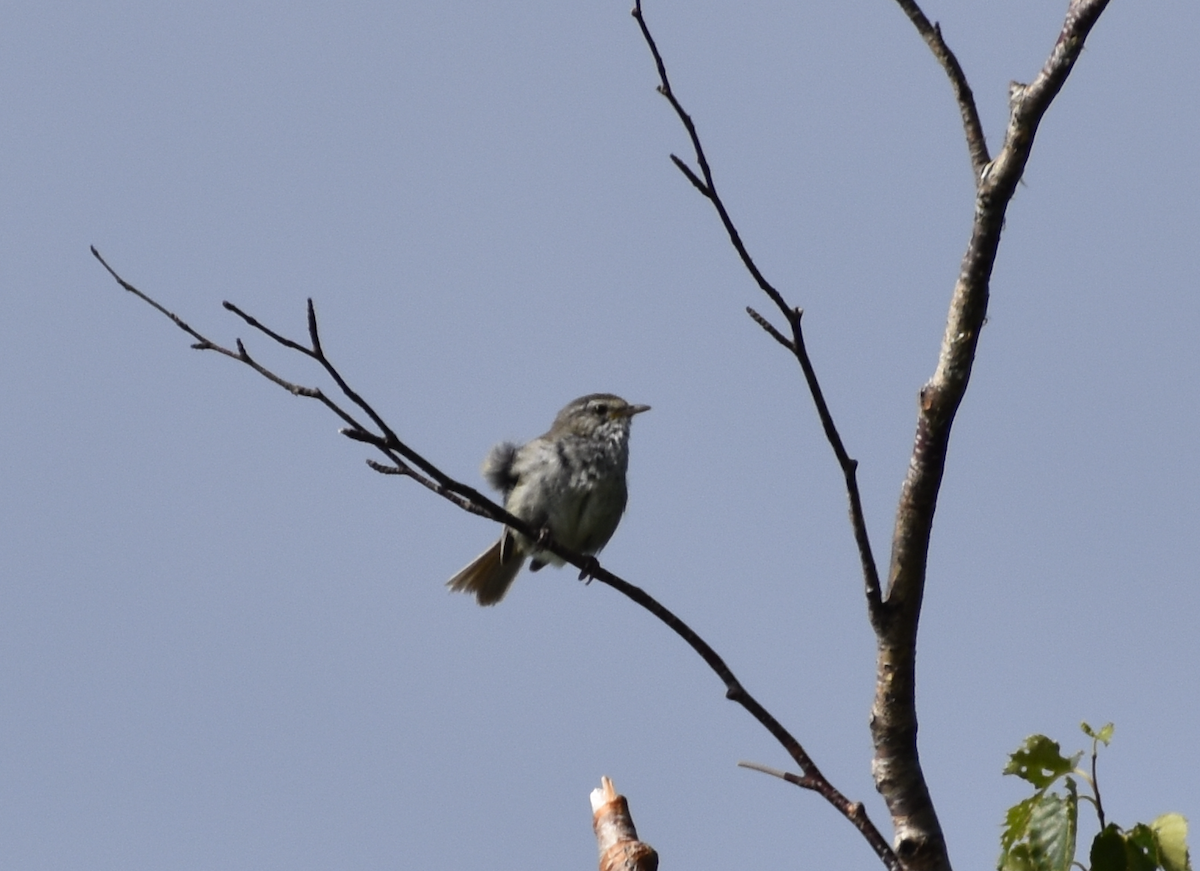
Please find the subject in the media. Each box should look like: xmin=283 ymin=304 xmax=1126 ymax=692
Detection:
xmin=1026 ymin=782 xmax=1078 ymax=871
xmin=1002 ymin=796 xmax=1039 ymax=854
xmin=1001 ymin=843 xmax=1036 ymax=871
xmin=1128 ymin=824 xmax=1164 ymax=871
xmin=1081 ymin=722 xmax=1115 ymax=745
xmin=1005 ymin=735 xmax=1082 ymax=789
xmin=999 ymin=786 xmax=1079 ymax=871
xmin=1151 ymin=813 xmax=1191 ymax=871
xmin=1092 ymin=825 xmax=1130 ymax=871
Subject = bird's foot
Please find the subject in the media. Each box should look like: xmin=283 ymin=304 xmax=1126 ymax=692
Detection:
xmin=577 ymin=556 xmax=601 ymax=585
xmin=528 ymin=526 xmax=555 ymax=572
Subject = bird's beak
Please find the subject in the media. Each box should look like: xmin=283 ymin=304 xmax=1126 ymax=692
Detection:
xmin=622 ymin=404 xmax=651 ymax=418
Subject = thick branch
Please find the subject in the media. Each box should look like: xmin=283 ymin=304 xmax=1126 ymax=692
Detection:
xmin=873 ymin=2 xmax=1111 ymax=869
xmin=92 ymin=245 xmax=899 ymax=871
xmin=631 ymin=1 xmax=1111 ymax=869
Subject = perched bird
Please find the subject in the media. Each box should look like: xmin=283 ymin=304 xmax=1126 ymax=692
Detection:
xmin=446 ymin=393 xmax=650 ymax=605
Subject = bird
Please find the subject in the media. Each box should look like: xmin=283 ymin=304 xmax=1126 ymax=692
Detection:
xmin=446 ymin=393 xmax=650 ymax=605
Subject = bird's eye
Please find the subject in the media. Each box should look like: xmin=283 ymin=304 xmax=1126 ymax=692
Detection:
xmin=592 ymin=403 xmax=608 ymax=416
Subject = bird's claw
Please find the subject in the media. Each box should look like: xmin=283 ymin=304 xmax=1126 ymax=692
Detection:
xmin=577 ymin=556 xmax=601 ymax=584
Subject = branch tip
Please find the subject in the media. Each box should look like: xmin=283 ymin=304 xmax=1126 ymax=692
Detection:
xmin=341 ymin=427 xmax=372 ymax=443
xmin=893 ymin=0 xmax=990 ymax=177
xmin=738 ymin=760 xmax=793 ymax=781
xmin=306 ymin=299 xmax=321 ymax=353
xmin=366 ymin=459 xmax=405 ymax=476
xmin=746 ymin=306 xmax=794 ymax=351
xmin=668 ymin=154 xmax=707 ymax=194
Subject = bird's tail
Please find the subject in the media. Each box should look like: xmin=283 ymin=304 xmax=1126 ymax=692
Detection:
xmin=445 ymin=535 xmax=525 ymax=606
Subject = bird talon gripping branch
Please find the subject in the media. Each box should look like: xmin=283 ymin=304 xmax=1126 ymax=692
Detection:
xmin=578 ymin=556 xmax=602 ymax=585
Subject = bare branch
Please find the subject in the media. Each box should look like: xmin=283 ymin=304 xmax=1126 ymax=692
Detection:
xmin=890 ymin=1 xmax=990 ymax=180
xmin=224 ymin=296 xmax=410 ymax=468
xmin=599 ymin=564 xmax=898 ymax=871
xmin=630 ymin=6 xmax=895 ymax=861
xmin=883 ymin=0 xmax=1113 ymax=617
xmin=669 ymin=153 xmax=709 ymax=196
xmin=873 ymin=2 xmax=1111 ymax=868
xmin=738 ymin=760 xmax=819 ymax=791
xmin=745 ymin=306 xmax=793 ymax=351
xmin=784 ymin=308 xmax=884 ymax=610
xmin=223 ymin=300 xmax=313 ymax=355
xmin=632 ymin=0 xmax=884 ymax=615
xmin=632 ymin=2 xmax=1112 ymax=869
xmin=92 ymin=246 xmax=898 ymax=871
xmin=632 ymin=2 xmax=788 ymax=321
xmin=365 ymin=459 xmax=405 ymax=475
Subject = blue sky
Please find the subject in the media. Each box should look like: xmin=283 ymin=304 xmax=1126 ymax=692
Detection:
xmin=3 ymin=2 xmax=1197 ymax=869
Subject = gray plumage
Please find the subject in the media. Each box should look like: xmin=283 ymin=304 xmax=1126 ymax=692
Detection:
xmin=446 ymin=393 xmax=650 ymax=606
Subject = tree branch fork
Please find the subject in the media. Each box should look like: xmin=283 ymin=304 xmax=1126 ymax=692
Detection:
xmin=93 ymin=0 xmax=1111 ymax=868
xmin=633 ymin=1 xmax=1109 ymax=869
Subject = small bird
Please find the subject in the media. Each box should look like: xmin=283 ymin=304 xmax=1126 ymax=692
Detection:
xmin=446 ymin=393 xmax=650 ymax=606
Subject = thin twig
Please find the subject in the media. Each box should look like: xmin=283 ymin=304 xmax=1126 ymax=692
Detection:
xmin=738 ymin=760 xmax=819 ymax=791
xmin=890 ymin=1 xmax=990 ymax=181
xmin=220 ymin=289 xmax=489 ymax=509
xmin=784 ymin=308 xmax=883 ymax=609
xmin=632 ymin=1 xmax=883 ymax=612
xmin=630 ymin=5 xmax=896 ymax=864
xmin=1090 ymin=738 xmax=1106 ymax=829
xmin=92 ymin=245 xmax=898 ymax=871
xmin=632 ymin=1 xmax=788 ymax=321
xmin=746 ymin=306 xmax=793 ymax=351
xmin=590 ymin=561 xmax=898 ymax=871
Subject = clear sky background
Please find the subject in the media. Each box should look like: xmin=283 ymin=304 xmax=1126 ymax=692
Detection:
xmin=3 ymin=2 xmax=1197 ymax=869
